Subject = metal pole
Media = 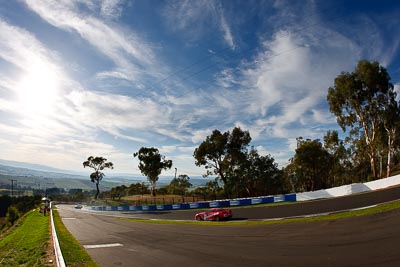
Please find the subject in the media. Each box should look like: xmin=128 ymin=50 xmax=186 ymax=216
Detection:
xmin=174 ymin=168 xmax=177 ymax=195
xmin=10 ymin=179 xmax=16 ymax=196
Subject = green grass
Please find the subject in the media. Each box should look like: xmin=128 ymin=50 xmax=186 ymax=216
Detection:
xmin=0 ymin=210 xmax=51 ymax=266
xmin=122 ymin=199 xmax=400 ymax=226
xmin=52 ymin=209 xmax=99 ymax=267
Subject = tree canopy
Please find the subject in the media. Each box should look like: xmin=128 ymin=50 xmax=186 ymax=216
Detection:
xmin=133 ymin=147 xmax=172 ymax=196
xmin=193 ymin=127 xmax=251 ymax=185
xmin=194 ymin=127 xmax=282 ymax=197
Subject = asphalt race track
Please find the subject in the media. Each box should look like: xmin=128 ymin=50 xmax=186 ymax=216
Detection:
xmin=57 ymin=185 xmax=400 ymax=266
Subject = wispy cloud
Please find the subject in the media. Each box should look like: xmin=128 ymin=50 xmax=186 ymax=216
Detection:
xmin=24 ymin=0 xmax=160 ymax=83
xmin=163 ymin=0 xmax=235 ymax=49
xmin=100 ymin=0 xmax=125 ymax=19
xmin=218 ymin=9 xmax=235 ymax=49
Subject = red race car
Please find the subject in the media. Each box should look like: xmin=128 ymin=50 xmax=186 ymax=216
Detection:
xmin=194 ymin=208 xmax=233 ymax=221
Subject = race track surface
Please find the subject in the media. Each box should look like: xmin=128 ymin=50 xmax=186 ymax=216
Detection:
xmin=57 ymin=185 xmax=400 ymax=266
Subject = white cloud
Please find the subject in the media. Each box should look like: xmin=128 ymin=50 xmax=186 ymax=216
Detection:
xmin=0 ymin=20 xmax=61 ymax=74
xmin=24 ymin=0 xmax=158 ymax=82
xmin=64 ymin=90 xmax=171 ymax=138
xmin=394 ymin=83 xmax=400 ymax=101
xmin=243 ymin=31 xmax=313 ymax=116
xmin=230 ymin=26 xmax=360 ymax=139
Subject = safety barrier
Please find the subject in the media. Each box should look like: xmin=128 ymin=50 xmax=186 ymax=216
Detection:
xmin=50 ymin=205 xmax=66 ymax=267
xmin=89 ymin=193 xmax=297 ymax=212
xmin=296 ymin=174 xmax=400 ymax=201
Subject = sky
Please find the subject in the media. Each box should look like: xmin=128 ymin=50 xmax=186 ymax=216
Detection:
xmin=0 ymin=0 xmax=399 ymax=178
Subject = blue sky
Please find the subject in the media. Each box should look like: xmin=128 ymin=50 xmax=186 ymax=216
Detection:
xmin=0 ymin=0 xmax=399 ymax=177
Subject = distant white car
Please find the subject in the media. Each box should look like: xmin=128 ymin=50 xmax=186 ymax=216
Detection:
xmin=74 ymin=204 xmax=82 ymax=209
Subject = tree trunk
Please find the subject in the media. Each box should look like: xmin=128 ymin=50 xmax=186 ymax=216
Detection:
xmin=386 ymin=127 xmax=395 ymax=178
xmin=370 ymin=156 xmax=377 ymax=180
xmin=95 ymin=182 xmax=100 ymax=199
xmin=387 ymin=150 xmax=391 ymax=178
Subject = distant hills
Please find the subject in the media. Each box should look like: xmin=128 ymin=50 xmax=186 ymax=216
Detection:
xmin=0 ymin=159 xmax=84 ymax=175
xmin=0 ymin=159 xmax=212 ymax=191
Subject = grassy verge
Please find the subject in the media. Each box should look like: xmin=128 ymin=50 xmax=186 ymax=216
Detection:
xmin=52 ymin=210 xmax=98 ymax=267
xmin=0 ymin=210 xmax=51 ymax=266
xmin=122 ymin=199 xmax=400 ymax=226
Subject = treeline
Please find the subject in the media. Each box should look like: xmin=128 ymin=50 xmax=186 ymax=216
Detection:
xmin=0 ymin=195 xmax=42 ymax=230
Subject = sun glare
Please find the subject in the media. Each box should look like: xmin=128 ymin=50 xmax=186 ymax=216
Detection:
xmin=16 ymin=62 xmax=59 ymax=115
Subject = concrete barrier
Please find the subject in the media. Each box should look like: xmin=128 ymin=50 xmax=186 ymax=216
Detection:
xmin=296 ymin=174 xmax=400 ymax=201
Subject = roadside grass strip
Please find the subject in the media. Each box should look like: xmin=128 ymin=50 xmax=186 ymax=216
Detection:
xmin=121 ymin=199 xmax=400 ymax=226
xmin=0 ymin=210 xmax=51 ymax=266
xmin=52 ymin=209 xmax=99 ymax=267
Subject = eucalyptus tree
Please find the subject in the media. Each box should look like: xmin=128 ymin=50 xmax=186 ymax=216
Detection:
xmin=133 ymin=147 xmax=172 ymax=196
xmin=193 ymin=127 xmax=251 ymax=188
xmin=83 ymin=156 xmax=114 ymax=199
xmin=327 ymin=60 xmax=396 ymax=179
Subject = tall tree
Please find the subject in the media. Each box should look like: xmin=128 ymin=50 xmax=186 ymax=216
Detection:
xmin=133 ymin=147 xmax=172 ymax=196
xmin=327 ymin=60 xmax=395 ymax=179
xmin=83 ymin=156 xmax=114 ymax=199
xmin=193 ymin=127 xmax=251 ymax=186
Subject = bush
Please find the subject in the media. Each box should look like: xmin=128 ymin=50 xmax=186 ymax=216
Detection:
xmin=6 ymin=205 xmax=20 ymax=226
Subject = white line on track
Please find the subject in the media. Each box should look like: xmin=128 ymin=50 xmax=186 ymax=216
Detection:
xmin=84 ymin=243 xmax=123 ymax=249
